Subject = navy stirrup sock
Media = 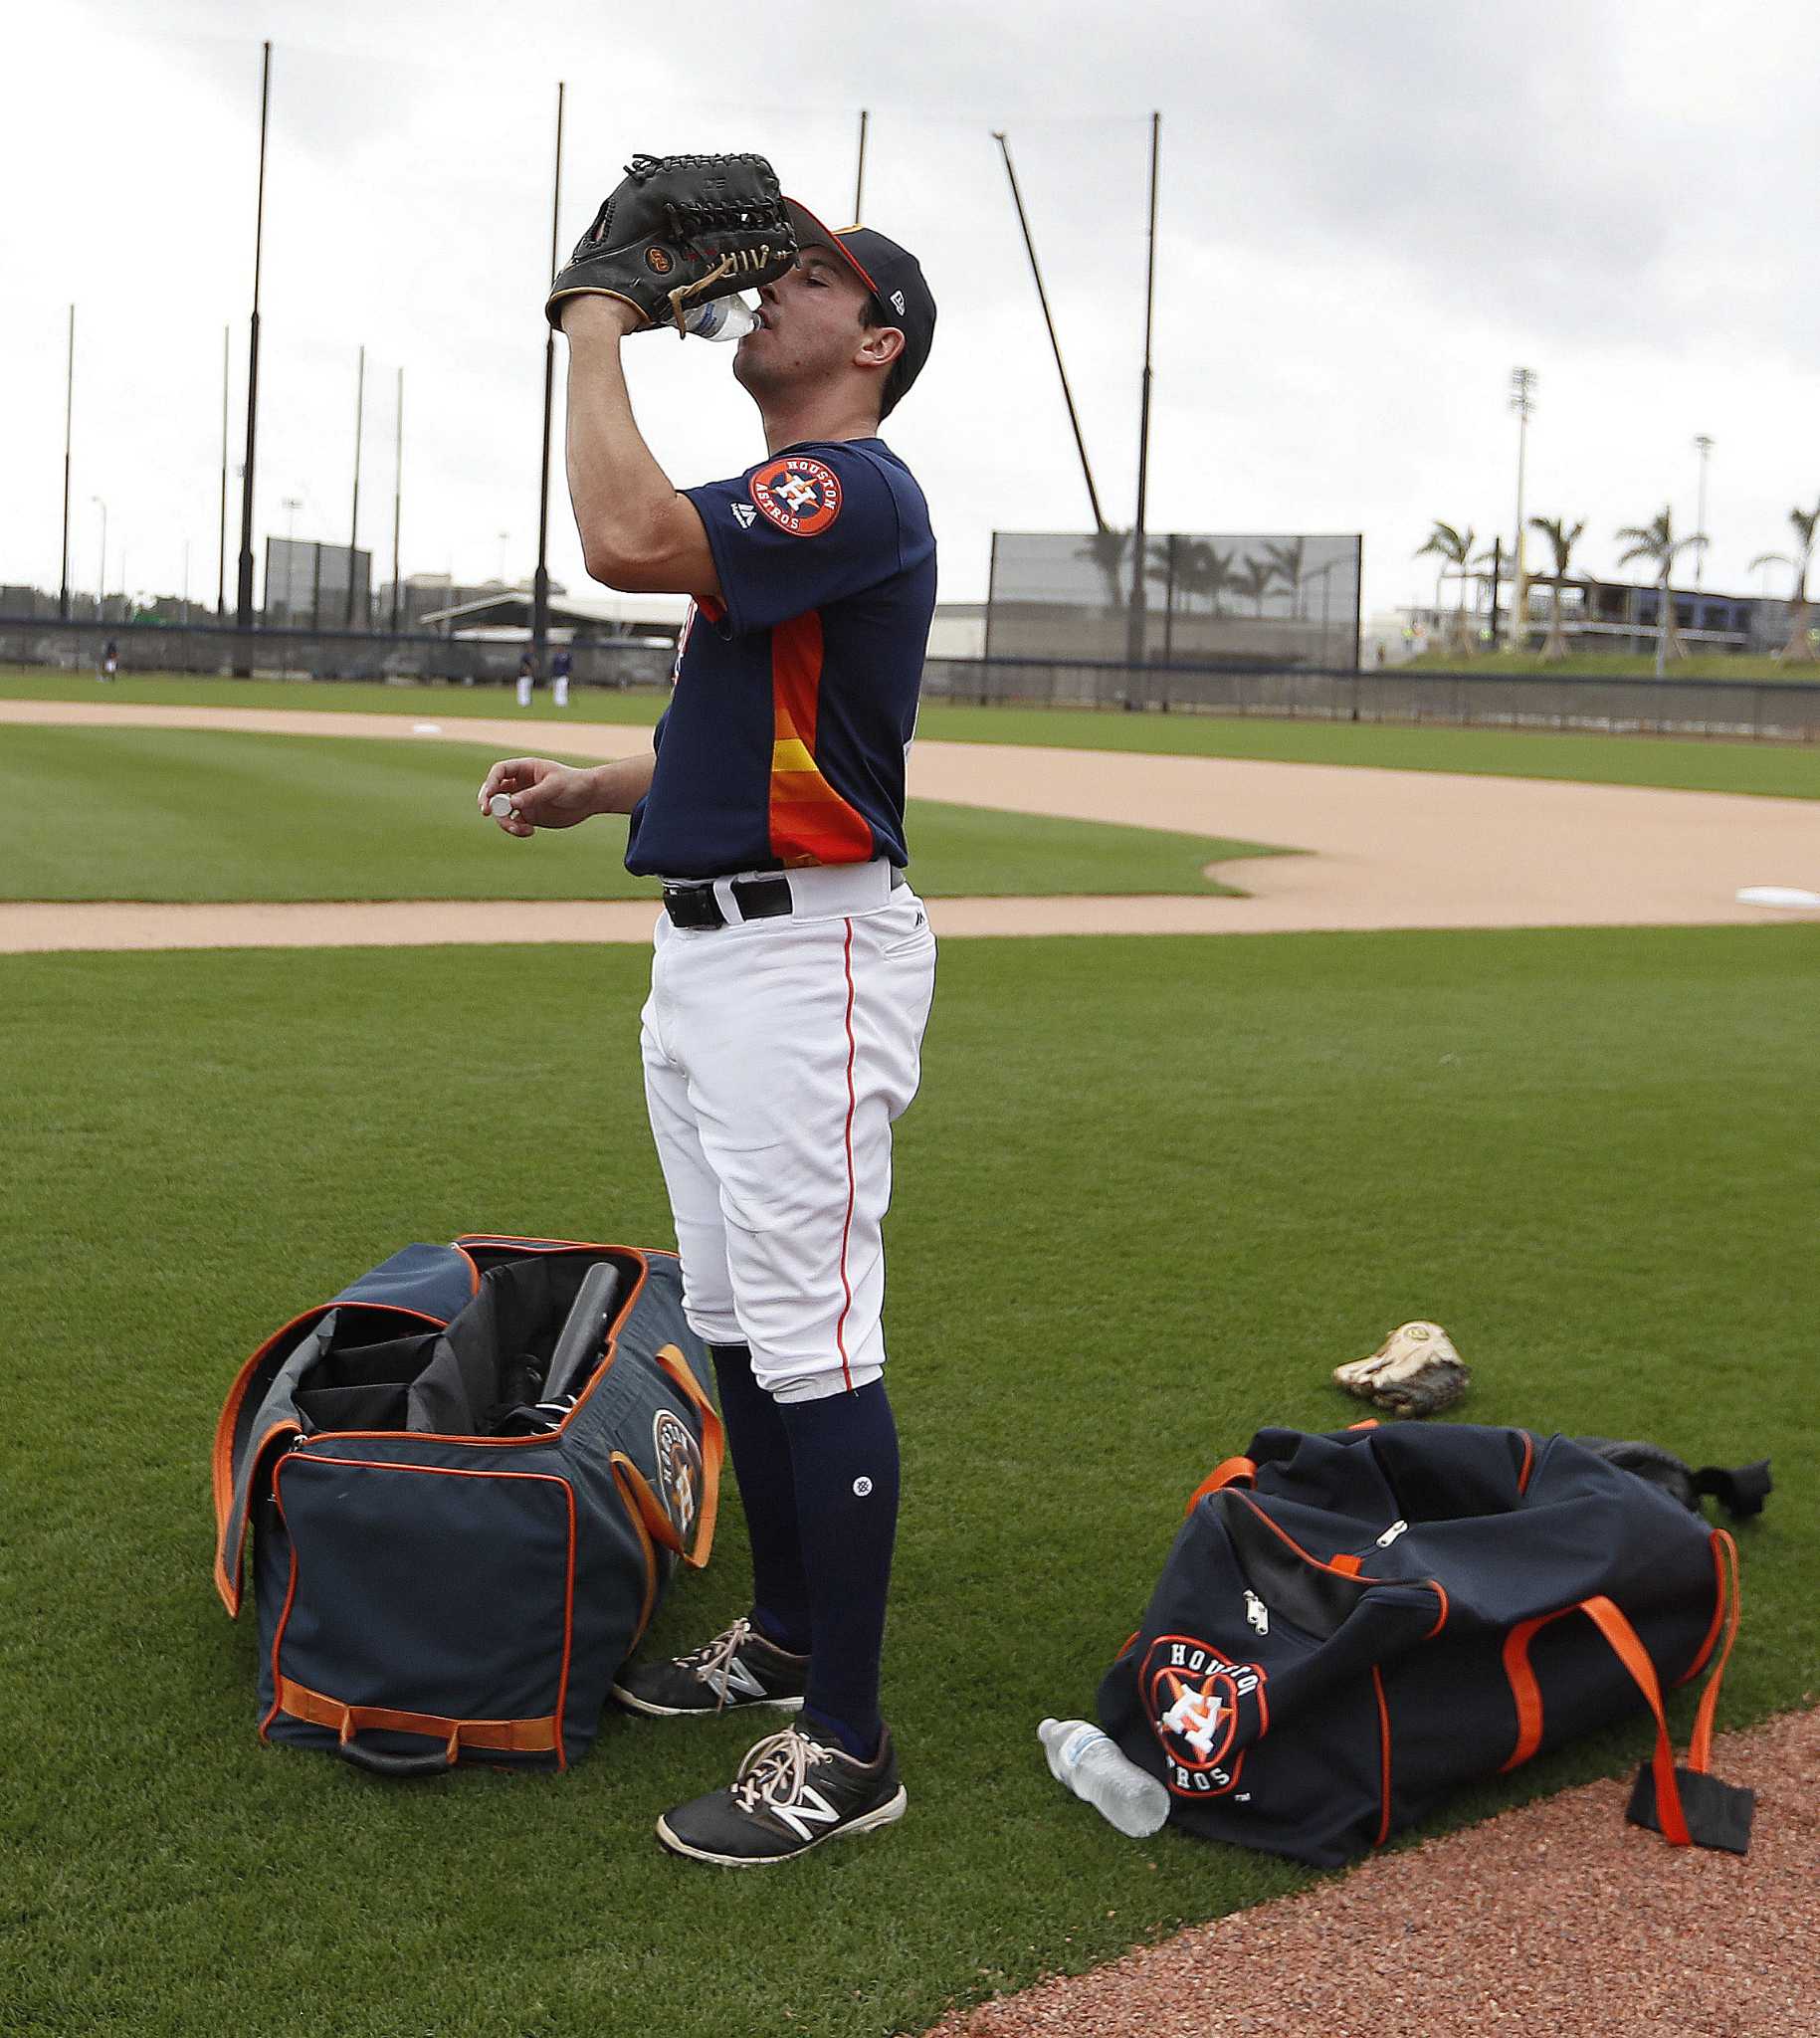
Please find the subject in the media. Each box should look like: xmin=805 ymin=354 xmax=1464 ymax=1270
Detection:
xmin=779 ymin=1379 xmax=901 ymax=1763
xmin=708 ymin=1343 xmax=810 ymax=1655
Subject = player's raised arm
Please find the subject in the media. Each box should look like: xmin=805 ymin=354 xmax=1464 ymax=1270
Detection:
xmin=545 ymin=153 xmax=794 ymax=602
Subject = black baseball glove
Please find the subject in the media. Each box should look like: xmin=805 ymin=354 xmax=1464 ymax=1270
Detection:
xmin=546 ymin=151 xmax=798 ymax=334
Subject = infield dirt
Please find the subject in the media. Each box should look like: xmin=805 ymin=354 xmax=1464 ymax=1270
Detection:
xmin=4 ymin=699 xmax=1818 ymax=948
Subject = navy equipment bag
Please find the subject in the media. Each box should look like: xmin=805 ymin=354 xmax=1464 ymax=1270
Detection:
xmin=213 ymin=1234 xmax=722 ymax=1776
xmin=1099 ymin=1423 xmax=1750 ymax=1868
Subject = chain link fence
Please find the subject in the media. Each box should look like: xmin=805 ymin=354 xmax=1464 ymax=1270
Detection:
xmin=987 ymin=531 xmax=1362 ymax=670
xmin=0 ymin=617 xmax=675 ymax=689
xmin=920 ymin=656 xmax=1820 ymax=739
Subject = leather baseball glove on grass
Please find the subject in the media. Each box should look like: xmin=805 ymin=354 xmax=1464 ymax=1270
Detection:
xmin=1333 ymin=1320 xmax=1470 ymax=1417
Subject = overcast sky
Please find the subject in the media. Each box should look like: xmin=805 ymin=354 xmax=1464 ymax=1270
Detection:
xmin=5 ymin=0 xmax=1816 ymax=623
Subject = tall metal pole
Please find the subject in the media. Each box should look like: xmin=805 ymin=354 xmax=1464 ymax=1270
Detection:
xmin=854 ymin=109 xmax=869 ymax=220
xmin=991 ymin=130 xmax=1107 ymax=532
xmin=59 ymin=306 xmax=74 ymax=621
xmin=1509 ymin=365 xmax=1536 ymax=651
xmin=391 ymin=366 xmax=404 ymax=635
xmin=345 ymin=342 xmax=365 ymax=626
xmin=1127 ymin=110 xmax=1161 ymax=667
xmin=1694 ymin=434 xmax=1714 ymax=589
xmin=217 ymin=324 xmax=230 ymax=620
xmin=532 ymin=80 xmax=565 ymax=670
xmin=234 ymin=40 xmax=272 ymax=661
xmin=93 ymin=498 xmax=106 ymax=620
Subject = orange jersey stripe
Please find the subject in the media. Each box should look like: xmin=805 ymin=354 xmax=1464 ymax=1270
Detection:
xmin=768 ymin=612 xmax=875 ymax=868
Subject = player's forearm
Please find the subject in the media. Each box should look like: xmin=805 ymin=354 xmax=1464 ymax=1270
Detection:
xmin=562 ymin=305 xmax=680 ymax=584
xmin=587 ymin=752 xmax=657 ymax=815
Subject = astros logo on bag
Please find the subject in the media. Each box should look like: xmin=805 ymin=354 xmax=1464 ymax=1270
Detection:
xmin=652 ymin=1409 xmax=703 ymax=1542
xmin=748 ymin=454 xmax=843 ymax=536
xmin=1142 ymin=1635 xmax=1270 ymax=1796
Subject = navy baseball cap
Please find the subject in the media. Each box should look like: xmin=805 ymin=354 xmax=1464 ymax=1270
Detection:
xmin=783 ymin=199 xmax=936 ymax=417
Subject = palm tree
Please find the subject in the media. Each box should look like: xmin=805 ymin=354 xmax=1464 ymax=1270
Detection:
xmin=1527 ymin=515 xmax=1585 ymax=663
xmin=1233 ymin=555 xmax=1278 ymax=618
xmin=1262 ymin=538 xmax=1306 ymax=619
xmin=1074 ymin=526 xmax=1131 ymax=612
xmin=1616 ymin=508 xmax=1704 ymax=677
xmin=1177 ymin=540 xmax=1237 ymax=617
xmin=1749 ymin=502 xmax=1819 ymax=662
xmin=1415 ymin=520 xmax=1479 ymax=658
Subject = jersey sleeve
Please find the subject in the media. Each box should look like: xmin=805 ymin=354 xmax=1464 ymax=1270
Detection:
xmin=683 ymin=445 xmax=905 ymax=637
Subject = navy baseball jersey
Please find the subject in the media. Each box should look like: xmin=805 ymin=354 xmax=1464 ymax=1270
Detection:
xmin=624 ymin=438 xmax=936 ymax=879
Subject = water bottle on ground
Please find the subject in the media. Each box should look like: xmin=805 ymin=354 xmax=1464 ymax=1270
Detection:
xmin=683 ymin=296 xmax=758 ymax=341
xmin=1038 ymin=1718 xmax=1170 ymax=1838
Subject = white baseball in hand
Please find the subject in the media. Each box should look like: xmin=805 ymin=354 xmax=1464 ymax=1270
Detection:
xmin=489 ymin=793 xmax=516 ymax=819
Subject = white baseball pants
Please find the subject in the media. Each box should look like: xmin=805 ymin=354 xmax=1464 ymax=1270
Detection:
xmin=639 ymin=866 xmax=936 ymax=1403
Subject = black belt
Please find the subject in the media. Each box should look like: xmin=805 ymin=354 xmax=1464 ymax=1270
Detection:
xmin=661 ymin=868 xmax=906 ymax=931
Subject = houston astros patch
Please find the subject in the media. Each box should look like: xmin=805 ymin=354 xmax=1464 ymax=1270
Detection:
xmin=1142 ymin=1634 xmax=1269 ymax=1797
xmin=749 ymin=455 xmax=843 ymax=536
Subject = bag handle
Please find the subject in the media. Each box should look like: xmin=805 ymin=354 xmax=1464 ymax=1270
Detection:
xmin=1183 ymin=1456 xmax=1256 ymax=1517
xmin=276 ymin=1676 xmax=559 ymax=1776
xmin=650 ymin=1343 xmax=724 ymax=1567
xmin=1500 ymin=1531 xmax=1749 ymax=1852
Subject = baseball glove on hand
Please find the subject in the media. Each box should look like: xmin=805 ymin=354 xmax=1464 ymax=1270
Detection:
xmin=546 ymin=151 xmax=797 ymax=334
xmin=1333 ymin=1321 xmax=1470 ymax=1418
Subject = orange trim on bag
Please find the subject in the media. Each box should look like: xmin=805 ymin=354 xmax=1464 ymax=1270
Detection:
xmin=1331 ymin=1553 xmax=1364 ymax=1576
xmin=1500 ymin=1594 xmax=1693 ymax=1847
xmin=276 ymin=1677 xmax=559 ymax=1756
xmin=650 ymin=1344 xmax=724 ymax=1567
xmin=1677 ymin=1530 xmax=1729 ymax=1689
xmin=1370 ymin=1664 xmax=1393 ymax=1846
xmin=611 ymin=1455 xmax=662 ymax=1647
xmin=1184 ymin=1457 xmax=1257 ymax=1517
xmin=1688 ymin=1530 xmax=1741 ymax=1774
xmin=1516 ymin=1431 xmax=1535 ymax=1495
xmin=1346 ymin=1418 xmax=1380 ymax=1431
xmin=216 ymin=1418 xmax=302 ymax=1617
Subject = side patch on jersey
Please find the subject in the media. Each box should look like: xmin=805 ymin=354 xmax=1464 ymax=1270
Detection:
xmin=749 ymin=455 xmax=843 ymax=537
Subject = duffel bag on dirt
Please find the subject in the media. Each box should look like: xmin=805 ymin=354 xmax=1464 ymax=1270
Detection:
xmin=1098 ymin=1422 xmax=1753 ymax=1868
xmin=212 ymin=1233 xmax=722 ymax=1775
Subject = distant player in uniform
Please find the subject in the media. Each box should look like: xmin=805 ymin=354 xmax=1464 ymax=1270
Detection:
xmin=101 ymin=638 xmax=118 ymax=681
xmin=550 ymin=644 xmax=572 ymax=708
xmin=480 ymin=201 xmax=938 ymax=1866
xmin=516 ymin=649 xmax=536 ymax=708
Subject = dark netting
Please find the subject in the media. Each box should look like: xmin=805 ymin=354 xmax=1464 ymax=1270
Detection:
xmin=987 ymin=531 xmax=1363 ymax=670
xmin=264 ymin=537 xmax=374 ymax=631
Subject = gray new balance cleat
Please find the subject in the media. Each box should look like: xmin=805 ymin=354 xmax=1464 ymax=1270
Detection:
xmin=611 ymin=1615 xmax=808 ymax=1718
xmin=655 ymin=1724 xmax=907 ymax=1866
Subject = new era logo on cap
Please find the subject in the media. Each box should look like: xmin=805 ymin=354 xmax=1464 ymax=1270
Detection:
xmin=891 ymin=290 xmax=907 ymax=314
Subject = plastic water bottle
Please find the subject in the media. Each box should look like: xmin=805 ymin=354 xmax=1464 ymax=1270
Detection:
xmin=683 ymin=296 xmax=758 ymax=342
xmin=1038 ymin=1719 xmax=1170 ymax=1838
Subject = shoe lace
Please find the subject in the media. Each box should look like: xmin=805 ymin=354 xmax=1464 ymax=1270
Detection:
xmin=730 ymin=1728 xmax=833 ymax=1814
xmin=678 ymin=1617 xmax=756 ymax=1710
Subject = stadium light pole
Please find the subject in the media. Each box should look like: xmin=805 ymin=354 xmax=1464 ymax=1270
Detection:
xmin=346 ymin=343 xmax=365 ymax=628
xmin=1126 ymin=110 xmax=1161 ymax=669
xmin=1694 ymin=434 xmax=1715 ymax=588
xmin=60 ymin=306 xmax=75 ymax=622
xmin=532 ymin=81 xmax=565 ymax=672
xmin=391 ymin=366 xmax=404 ymax=636
xmin=854 ymin=108 xmax=869 ymax=219
xmin=217 ymin=325 xmax=230 ymax=621
xmin=234 ymin=40 xmax=273 ymax=667
xmin=91 ymin=497 xmax=106 ymax=620
xmin=1509 ymin=366 xmax=1536 ymax=651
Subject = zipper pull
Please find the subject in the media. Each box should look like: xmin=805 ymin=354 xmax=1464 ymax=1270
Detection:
xmin=1375 ymin=1518 xmax=1409 ymax=1547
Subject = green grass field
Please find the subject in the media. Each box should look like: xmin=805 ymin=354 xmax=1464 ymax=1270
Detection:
xmin=4 ymin=924 xmax=1816 ymax=2037
xmin=1 ymin=726 xmax=1284 ymax=902
xmin=7 ymin=666 xmax=1818 ymax=799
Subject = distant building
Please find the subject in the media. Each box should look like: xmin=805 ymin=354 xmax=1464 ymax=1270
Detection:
xmin=1406 ymin=574 xmax=1791 ymax=658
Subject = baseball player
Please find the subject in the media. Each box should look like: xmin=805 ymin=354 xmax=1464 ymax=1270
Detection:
xmin=479 ymin=163 xmax=938 ymax=1867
